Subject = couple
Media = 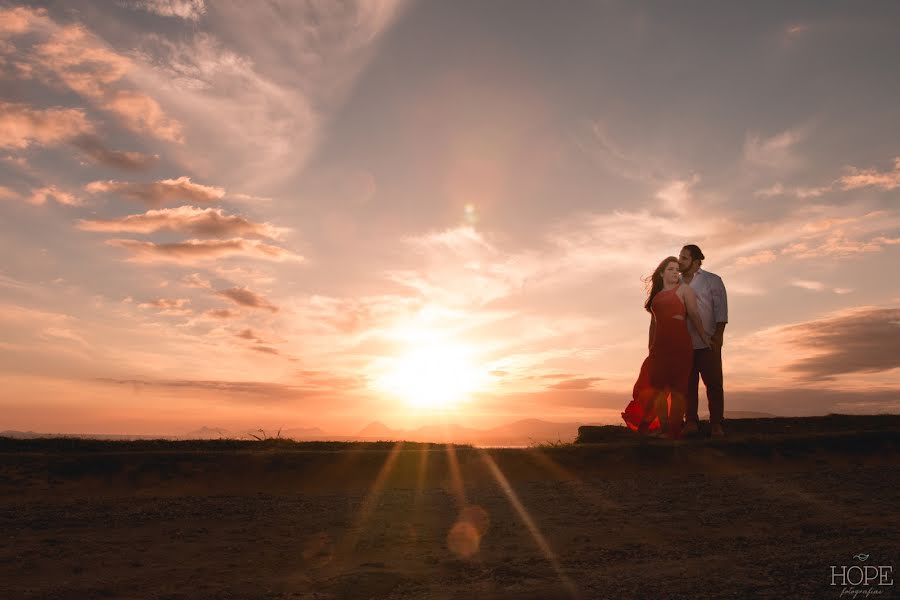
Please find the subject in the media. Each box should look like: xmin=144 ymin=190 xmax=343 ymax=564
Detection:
xmin=622 ymin=244 xmax=728 ymax=439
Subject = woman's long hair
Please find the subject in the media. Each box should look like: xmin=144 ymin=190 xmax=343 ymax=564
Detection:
xmin=643 ymin=256 xmax=679 ymax=313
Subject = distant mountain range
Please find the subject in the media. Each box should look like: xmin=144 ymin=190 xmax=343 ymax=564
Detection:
xmin=353 ymin=418 xmax=586 ymax=445
xmin=0 ymin=411 xmax=776 ymax=446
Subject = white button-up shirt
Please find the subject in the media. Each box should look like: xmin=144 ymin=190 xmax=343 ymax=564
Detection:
xmin=685 ymin=269 xmax=728 ymax=349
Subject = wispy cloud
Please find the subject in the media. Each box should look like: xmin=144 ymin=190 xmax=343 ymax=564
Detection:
xmin=106 ymin=238 xmax=302 ymax=263
xmin=839 ymin=157 xmax=900 ymax=191
xmin=236 ymin=328 xmax=265 ymax=343
xmin=754 ymin=182 xmax=832 ymax=199
xmin=78 ymin=206 xmax=285 ymax=239
xmin=127 ymin=1 xmax=407 ymax=186
xmin=98 ymin=377 xmax=310 ymax=402
xmin=40 ymin=326 xmax=90 ymax=348
xmin=181 ymin=273 xmax=212 ymax=289
xmin=734 ymin=250 xmax=777 ymax=267
xmin=85 ymin=176 xmax=224 ymax=206
xmin=547 ymin=377 xmax=604 ymax=391
xmin=656 ymin=176 xmax=699 ymax=214
xmin=581 ymin=120 xmax=660 ymax=182
xmin=743 ymin=127 xmax=807 ymax=169
xmin=138 ymin=297 xmax=192 ymax=315
xmin=120 ymin=0 xmax=206 ymax=21
xmin=776 ymin=307 xmax=900 ymax=380
xmin=216 ymin=287 xmax=278 ymax=312
xmin=71 ymin=135 xmax=159 ymax=170
xmin=791 ymin=280 xmax=825 ymax=292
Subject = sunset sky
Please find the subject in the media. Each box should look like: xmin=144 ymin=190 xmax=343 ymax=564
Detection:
xmin=1 ymin=1 xmax=899 ymax=435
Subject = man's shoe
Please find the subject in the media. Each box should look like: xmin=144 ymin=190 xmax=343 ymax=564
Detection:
xmin=710 ymin=424 xmax=725 ymax=438
xmin=681 ymin=421 xmax=700 ymax=436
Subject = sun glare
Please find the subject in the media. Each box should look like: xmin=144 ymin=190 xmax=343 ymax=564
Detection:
xmin=376 ymin=342 xmax=484 ymax=410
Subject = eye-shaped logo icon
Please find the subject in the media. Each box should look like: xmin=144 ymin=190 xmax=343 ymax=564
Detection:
xmin=853 ymin=553 xmax=870 ymax=562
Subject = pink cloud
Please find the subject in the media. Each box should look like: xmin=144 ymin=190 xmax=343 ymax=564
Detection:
xmin=28 ymin=185 xmax=81 ymax=206
xmin=0 ymin=102 xmax=93 ymax=149
xmin=205 ymin=308 xmax=236 ymax=319
xmin=77 ymin=206 xmax=284 ymax=239
xmin=85 ymin=176 xmax=225 ymax=206
xmin=106 ymin=238 xmax=302 ymax=263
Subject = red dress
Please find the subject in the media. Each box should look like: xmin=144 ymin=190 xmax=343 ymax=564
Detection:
xmin=622 ymin=285 xmax=693 ymax=438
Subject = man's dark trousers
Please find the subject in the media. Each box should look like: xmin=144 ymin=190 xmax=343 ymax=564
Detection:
xmin=686 ymin=347 xmax=724 ymax=426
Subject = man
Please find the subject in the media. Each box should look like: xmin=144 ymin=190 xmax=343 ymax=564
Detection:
xmin=678 ymin=244 xmax=728 ymax=437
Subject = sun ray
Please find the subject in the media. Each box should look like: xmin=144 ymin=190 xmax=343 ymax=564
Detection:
xmin=479 ymin=449 xmax=580 ymax=598
xmin=444 ymin=442 xmax=468 ymax=510
xmin=526 ymin=447 xmax=620 ymax=512
xmin=335 ymin=441 xmax=404 ymax=563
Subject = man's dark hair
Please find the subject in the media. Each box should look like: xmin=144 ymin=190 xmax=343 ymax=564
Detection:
xmin=682 ymin=244 xmax=705 ymax=263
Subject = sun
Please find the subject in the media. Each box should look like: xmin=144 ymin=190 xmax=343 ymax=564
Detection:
xmin=375 ymin=342 xmax=484 ymax=410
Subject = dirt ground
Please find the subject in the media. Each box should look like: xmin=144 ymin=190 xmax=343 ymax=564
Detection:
xmin=1 ymin=425 xmax=898 ymax=599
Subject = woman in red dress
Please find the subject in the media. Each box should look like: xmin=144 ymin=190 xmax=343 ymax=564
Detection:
xmin=622 ymin=257 xmax=713 ymax=438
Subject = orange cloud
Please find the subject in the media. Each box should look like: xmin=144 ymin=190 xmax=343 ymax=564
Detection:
xmin=754 ymin=182 xmax=832 ymax=199
xmin=33 ymin=25 xmax=130 ymax=95
xmin=106 ymin=238 xmax=302 ymax=263
xmin=77 ymin=206 xmax=284 ymax=239
xmin=734 ymin=250 xmax=777 ymax=266
xmin=0 ymin=102 xmax=93 ymax=149
xmin=0 ymin=7 xmax=45 ymax=39
xmin=205 ymin=308 xmax=236 ymax=319
xmin=1 ymin=10 xmax=183 ymax=142
xmin=101 ymin=90 xmax=182 ymax=143
xmin=85 ymin=176 xmax=225 ymax=206
xmin=840 ymin=157 xmax=900 ymax=191
xmin=138 ymin=297 xmax=192 ymax=316
xmin=28 ymin=185 xmax=81 ymax=206
xmin=781 ymin=233 xmax=900 ymax=259
xmin=216 ymin=287 xmax=278 ymax=312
